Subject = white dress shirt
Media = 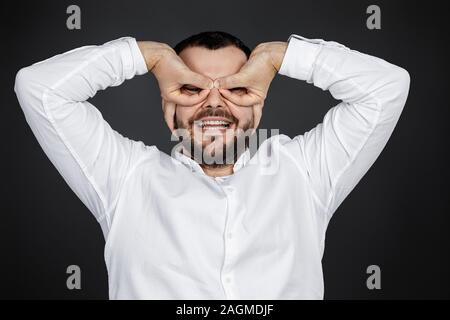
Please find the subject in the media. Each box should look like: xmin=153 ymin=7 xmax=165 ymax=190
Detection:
xmin=14 ymin=34 xmax=410 ymax=300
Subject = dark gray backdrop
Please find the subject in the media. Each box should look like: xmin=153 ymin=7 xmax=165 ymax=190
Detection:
xmin=1 ymin=0 xmax=449 ymax=299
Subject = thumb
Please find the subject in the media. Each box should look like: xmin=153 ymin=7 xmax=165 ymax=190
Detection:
xmin=215 ymin=73 xmax=247 ymax=89
xmin=183 ymin=71 xmax=214 ymax=90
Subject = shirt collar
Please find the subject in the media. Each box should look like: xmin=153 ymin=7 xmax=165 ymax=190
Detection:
xmin=172 ymin=148 xmax=251 ymax=175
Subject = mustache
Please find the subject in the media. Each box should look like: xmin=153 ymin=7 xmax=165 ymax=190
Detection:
xmin=188 ymin=108 xmax=236 ymax=126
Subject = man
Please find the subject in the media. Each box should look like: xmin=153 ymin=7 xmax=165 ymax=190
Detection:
xmin=14 ymin=31 xmax=410 ymax=299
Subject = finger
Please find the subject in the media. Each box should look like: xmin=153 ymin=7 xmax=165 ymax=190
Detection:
xmin=215 ymin=73 xmax=246 ymax=90
xmin=168 ymin=89 xmax=210 ymax=106
xmin=162 ymin=100 xmax=176 ymax=133
xmin=219 ymin=89 xmax=261 ymax=106
xmin=183 ymin=71 xmax=214 ymax=90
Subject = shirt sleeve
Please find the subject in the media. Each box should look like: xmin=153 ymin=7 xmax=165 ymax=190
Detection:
xmin=278 ymin=35 xmax=410 ymax=219
xmin=14 ymin=37 xmax=151 ymax=235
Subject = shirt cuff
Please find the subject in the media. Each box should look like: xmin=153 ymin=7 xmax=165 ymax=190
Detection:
xmin=128 ymin=38 xmax=149 ymax=76
xmin=278 ymin=35 xmax=324 ymax=82
xmin=103 ymin=37 xmax=149 ymax=79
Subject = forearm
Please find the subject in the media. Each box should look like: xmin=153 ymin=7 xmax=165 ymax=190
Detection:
xmin=279 ymin=35 xmax=410 ymax=113
xmin=15 ymin=37 xmax=148 ymax=108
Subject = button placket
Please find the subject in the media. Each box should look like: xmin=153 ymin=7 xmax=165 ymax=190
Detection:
xmin=220 ymin=182 xmax=238 ymax=299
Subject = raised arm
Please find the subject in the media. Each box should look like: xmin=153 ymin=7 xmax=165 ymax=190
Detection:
xmin=14 ymin=37 xmax=151 ymax=235
xmin=14 ymin=37 xmax=212 ymax=236
xmin=215 ymin=34 xmax=410 ymax=219
xmin=279 ymin=35 xmax=410 ymax=218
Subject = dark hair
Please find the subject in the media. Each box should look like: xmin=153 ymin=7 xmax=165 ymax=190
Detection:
xmin=174 ymin=31 xmax=251 ymax=59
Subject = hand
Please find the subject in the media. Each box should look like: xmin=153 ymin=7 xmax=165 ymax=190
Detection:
xmin=138 ymin=41 xmax=213 ymax=130
xmin=214 ymin=42 xmax=287 ymax=129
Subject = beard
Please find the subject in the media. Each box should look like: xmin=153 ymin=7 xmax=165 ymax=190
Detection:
xmin=175 ymin=108 xmax=253 ymax=168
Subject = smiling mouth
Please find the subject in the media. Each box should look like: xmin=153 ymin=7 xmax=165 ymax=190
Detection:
xmin=194 ymin=119 xmax=233 ymax=130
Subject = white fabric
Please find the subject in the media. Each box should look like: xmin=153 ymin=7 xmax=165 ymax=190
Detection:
xmin=14 ymin=35 xmax=410 ymax=299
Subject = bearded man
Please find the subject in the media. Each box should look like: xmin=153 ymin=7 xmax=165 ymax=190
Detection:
xmin=14 ymin=31 xmax=410 ymax=299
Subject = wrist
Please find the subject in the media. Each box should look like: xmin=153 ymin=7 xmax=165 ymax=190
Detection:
xmin=252 ymin=42 xmax=288 ymax=72
xmin=269 ymin=42 xmax=288 ymax=72
xmin=137 ymin=41 xmax=174 ymax=72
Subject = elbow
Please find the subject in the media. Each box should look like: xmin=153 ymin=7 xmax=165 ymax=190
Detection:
xmin=394 ymin=66 xmax=410 ymax=93
xmin=389 ymin=66 xmax=411 ymax=99
xmin=14 ymin=66 xmax=47 ymax=113
xmin=14 ymin=65 xmax=52 ymax=119
xmin=380 ymin=65 xmax=410 ymax=107
xmin=14 ymin=67 xmax=35 ymax=99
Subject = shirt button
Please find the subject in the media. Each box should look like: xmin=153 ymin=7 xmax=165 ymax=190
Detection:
xmin=227 ymin=232 xmax=233 ymax=239
xmin=225 ymin=186 xmax=235 ymax=193
xmin=225 ymin=277 xmax=232 ymax=283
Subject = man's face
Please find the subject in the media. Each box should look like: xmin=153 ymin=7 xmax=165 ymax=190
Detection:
xmin=175 ymin=46 xmax=254 ymax=165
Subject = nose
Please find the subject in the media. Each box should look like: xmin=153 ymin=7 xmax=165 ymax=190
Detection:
xmin=203 ymin=88 xmax=225 ymax=109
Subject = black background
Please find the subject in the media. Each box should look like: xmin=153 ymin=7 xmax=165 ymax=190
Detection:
xmin=1 ymin=0 xmax=449 ymax=299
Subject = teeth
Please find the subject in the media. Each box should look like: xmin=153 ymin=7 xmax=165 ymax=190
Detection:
xmin=197 ymin=120 xmax=230 ymax=128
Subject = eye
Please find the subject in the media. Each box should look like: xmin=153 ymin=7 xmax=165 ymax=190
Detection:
xmin=181 ymin=85 xmax=202 ymax=95
xmin=230 ymin=87 xmax=247 ymax=95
